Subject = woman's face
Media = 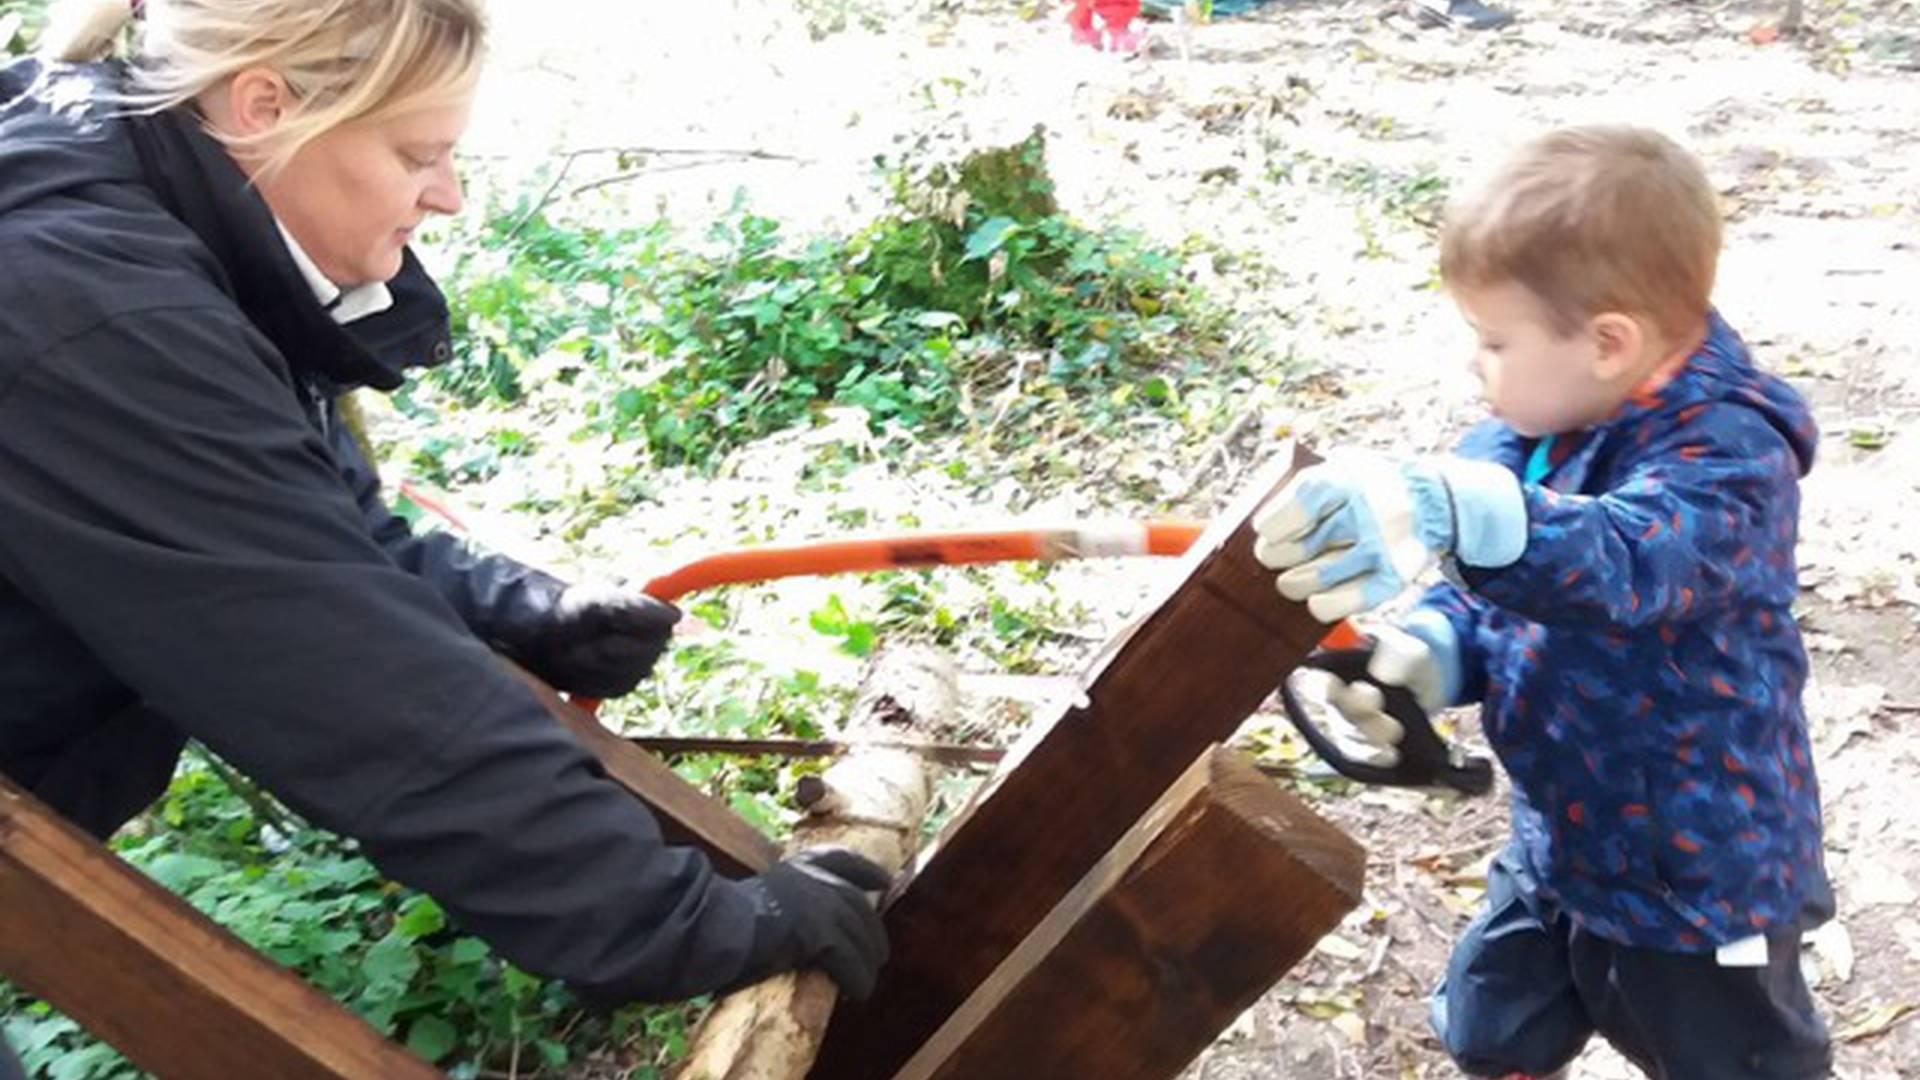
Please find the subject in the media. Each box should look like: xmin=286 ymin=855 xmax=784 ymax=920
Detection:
xmin=257 ymin=96 xmax=472 ymax=286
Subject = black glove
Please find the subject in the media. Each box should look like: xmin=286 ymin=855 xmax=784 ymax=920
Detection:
xmin=738 ymin=847 xmax=892 ymax=1000
xmin=516 ymin=583 xmax=681 ymax=698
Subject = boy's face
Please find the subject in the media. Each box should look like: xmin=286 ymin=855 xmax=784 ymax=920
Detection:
xmin=1451 ymin=282 xmax=1629 ymax=438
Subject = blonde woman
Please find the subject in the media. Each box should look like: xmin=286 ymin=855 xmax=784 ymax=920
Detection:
xmin=0 ymin=1 xmax=889 ymax=1066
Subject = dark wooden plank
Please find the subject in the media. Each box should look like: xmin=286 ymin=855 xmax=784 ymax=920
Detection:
xmin=504 ymin=663 xmax=780 ymax=878
xmin=894 ymin=745 xmax=1365 ymax=1080
xmin=811 ymin=444 xmax=1330 ymax=1080
xmin=0 ymin=777 xmax=443 ymax=1080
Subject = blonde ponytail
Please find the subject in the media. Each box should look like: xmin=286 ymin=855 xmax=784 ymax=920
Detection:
xmin=37 ymin=0 xmax=134 ymax=62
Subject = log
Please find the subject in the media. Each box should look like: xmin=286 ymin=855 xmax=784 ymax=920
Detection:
xmin=0 ymin=777 xmax=442 ymax=1080
xmin=504 ymin=662 xmax=781 ymax=878
xmin=812 ymin=444 xmax=1334 ymax=1080
xmin=893 ymin=745 xmax=1364 ymax=1080
xmin=676 ymin=647 xmax=954 ymax=1080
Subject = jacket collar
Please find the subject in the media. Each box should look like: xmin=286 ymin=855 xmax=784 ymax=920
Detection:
xmin=120 ymin=103 xmax=450 ymax=392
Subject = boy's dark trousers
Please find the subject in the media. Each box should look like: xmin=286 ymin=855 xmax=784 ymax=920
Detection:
xmin=1431 ymin=844 xmax=1833 ymax=1079
xmin=0 ymin=1035 xmax=24 ymax=1080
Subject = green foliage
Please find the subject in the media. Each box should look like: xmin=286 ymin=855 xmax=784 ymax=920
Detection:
xmin=429 ymin=130 xmax=1221 ymax=470
xmin=1 ymin=0 xmax=47 ymax=56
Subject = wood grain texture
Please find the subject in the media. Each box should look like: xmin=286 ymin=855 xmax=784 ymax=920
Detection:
xmin=0 ymin=777 xmax=443 ymax=1080
xmin=892 ymin=745 xmax=1365 ymax=1080
xmin=810 ymin=444 xmax=1335 ymax=1080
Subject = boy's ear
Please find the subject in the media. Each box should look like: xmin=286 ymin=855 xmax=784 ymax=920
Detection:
xmin=1586 ymin=312 xmax=1644 ymax=382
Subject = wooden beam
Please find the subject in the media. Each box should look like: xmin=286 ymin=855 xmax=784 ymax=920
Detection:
xmin=504 ymin=663 xmax=780 ymax=878
xmin=0 ymin=777 xmax=443 ymax=1080
xmin=894 ymin=745 xmax=1364 ymax=1080
xmin=811 ymin=445 xmax=1333 ymax=1080
xmin=676 ymin=647 xmax=953 ymax=1080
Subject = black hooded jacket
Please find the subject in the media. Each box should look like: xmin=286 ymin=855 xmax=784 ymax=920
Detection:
xmin=0 ymin=59 xmax=763 ymax=1003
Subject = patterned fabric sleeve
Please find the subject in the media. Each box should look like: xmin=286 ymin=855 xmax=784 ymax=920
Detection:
xmin=1462 ymin=403 xmax=1800 ymax=630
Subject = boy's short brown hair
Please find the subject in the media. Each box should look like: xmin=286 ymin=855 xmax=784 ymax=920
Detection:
xmin=1440 ymin=126 xmax=1721 ymax=344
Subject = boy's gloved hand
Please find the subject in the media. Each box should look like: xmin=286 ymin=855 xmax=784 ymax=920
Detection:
xmin=1322 ymin=615 xmax=1463 ymax=766
xmin=519 ymin=583 xmax=680 ymax=698
xmin=738 ymin=847 xmax=893 ymax=1000
xmin=1253 ymin=452 xmax=1526 ymax=621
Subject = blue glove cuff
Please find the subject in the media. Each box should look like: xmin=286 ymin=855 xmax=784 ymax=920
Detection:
xmin=1400 ymin=607 xmax=1466 ymax=708
xmin=1435 ymin=459 xmax=1527 ymax=568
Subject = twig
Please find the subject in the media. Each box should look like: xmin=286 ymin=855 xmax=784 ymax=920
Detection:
xmin=632 ymin=734 xmax=1004 ymax=767
xmin=505 ymin=145 xmax=810 ymax=236
xmin=981 ymin=351 xmax=1033 ymax=440
xmin=1182 ymin=407 xmax=1263 ymax=493
xmin=502 ymin=154 xmax=579 ymax=242
xmin=1404 ymin=834 xmax=1504 ymax=869
xmin=627 ymin=733 xmax=1301 ymax=779
xmin=555 ymin=143 xmax=803 ymax=163
xmin=568 ymin=158 xmax=771 ymax=200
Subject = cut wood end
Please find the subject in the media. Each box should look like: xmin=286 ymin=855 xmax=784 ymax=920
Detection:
xmin=1204 ymin=748 xmax=1367 ymax=901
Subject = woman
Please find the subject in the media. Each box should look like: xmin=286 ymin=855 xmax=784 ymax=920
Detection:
xmin=0 ymin=0 xmax=888 ymax=1065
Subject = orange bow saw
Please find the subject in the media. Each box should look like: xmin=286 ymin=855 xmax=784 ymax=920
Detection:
xmin=395 ymin=480 xmax=1362 ymax=712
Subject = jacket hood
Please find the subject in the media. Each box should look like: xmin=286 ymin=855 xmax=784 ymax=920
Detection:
xmin=1611 ymin=310 xmax=1819 ymax=478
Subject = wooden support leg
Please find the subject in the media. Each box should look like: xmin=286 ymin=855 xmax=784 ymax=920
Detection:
xmin=893 ymin=745 xmax=1364 ymax=1080
xmin=812 ymin=445 xmax=1334 ymax=1080
xmin=504 ymin=662 xmax=781 ymax=878
xmin=0 ymin=777 xmax=443 ymax=1080
xmin=675 ymin=647 xmax=955 ymax=1080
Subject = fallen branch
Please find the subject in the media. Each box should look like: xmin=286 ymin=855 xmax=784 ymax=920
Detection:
xmin=623 ymin=733 xmax=1303 ymax=780
xmin=675 ymin=646 xmax=956 ymax=1080
xmin=1181 ymin=407 xmax=1263 ymax=493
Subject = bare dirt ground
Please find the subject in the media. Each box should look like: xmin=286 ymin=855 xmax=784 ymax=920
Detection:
xmin=458 ymin=0 xmax=1920 ymax=1075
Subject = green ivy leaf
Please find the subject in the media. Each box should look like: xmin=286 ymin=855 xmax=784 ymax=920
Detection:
xmin=963 ymin=217 xmax=1020 ymax=262
xmin=362 ymin=931 xmax=422 ymax=998
xmin=840 ymin=622 xmax=877 ymax=657
xmin=395 ymin=895 xmax=447 ymax=940
xmin=144 ymin=854 xmax=225 ymax=893
xmin=535 ymin=1038 xmax=570 ymax=1068
xmin=405 ymin=1015 xmax=459 ymax=1063
xmin=449 ymin=937 xmax=491 ymax=965
xmin=808 ymin=595 xmax=850 ymax=635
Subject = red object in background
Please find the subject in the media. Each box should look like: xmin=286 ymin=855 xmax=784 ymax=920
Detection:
xmin=1067 ymin=0 xmax=1143 ymax=51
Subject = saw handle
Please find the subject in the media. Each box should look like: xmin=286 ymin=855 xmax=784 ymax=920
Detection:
xmin=1278 ymin=644 xmax=1493 ymax=796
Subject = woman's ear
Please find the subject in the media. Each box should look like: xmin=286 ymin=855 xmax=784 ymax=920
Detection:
xmin=1587 ymin=312 xmax=1645 ymax=382
xmin=220 ymin=68 xmax=294 ymax=139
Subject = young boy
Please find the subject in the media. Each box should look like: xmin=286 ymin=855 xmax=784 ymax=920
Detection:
xmin=1254 ymin=126 xmax=1833 ymax=1079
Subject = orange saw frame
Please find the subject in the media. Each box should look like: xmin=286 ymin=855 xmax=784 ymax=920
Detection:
xmin=394 ymin=479 xmax=1363 ymax=712
xmin=580 ymin=523 xmax=1362 ymax=712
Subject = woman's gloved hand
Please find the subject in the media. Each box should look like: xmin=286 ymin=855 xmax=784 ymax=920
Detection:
xmin=736 ymin=847 xmax=893 ymax=1000
xmin=516 ymin=583 xmax=680 ymax=698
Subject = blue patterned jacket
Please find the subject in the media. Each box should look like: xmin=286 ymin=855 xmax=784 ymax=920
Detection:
xmin=1420 ymin=311 xmax=1828 ymax=951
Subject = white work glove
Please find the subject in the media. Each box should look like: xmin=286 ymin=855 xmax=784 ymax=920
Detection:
xmin=1321 ymin=618 xmax=1460 ymax=767
xmin=1252 ymin=451 xmax=1527 ymax=623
